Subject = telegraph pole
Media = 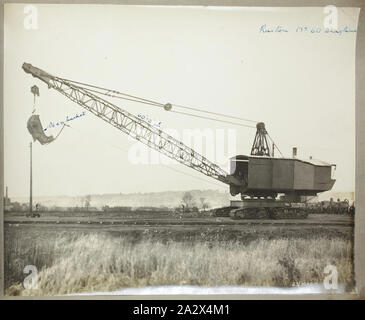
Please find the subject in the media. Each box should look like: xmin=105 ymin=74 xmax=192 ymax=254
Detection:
xmin=29 ymin=141 xmax=32 ymax=215
xmin=28 ymin=85 xmax=38 ymax=217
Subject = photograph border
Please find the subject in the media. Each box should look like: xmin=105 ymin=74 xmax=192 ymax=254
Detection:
xmin=0 ymin=0 xmax=364 ymax=300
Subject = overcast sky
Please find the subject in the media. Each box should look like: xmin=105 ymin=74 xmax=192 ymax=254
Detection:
xmin=4 ymin=4 xmax=359 ymax=198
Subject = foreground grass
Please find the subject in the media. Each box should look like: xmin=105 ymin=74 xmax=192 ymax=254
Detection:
xmin=5 ymin=231 xmax=354 ymax=296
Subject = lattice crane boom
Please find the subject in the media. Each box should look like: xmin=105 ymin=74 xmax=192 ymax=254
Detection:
xmin=22 ymin=63 xmax=242 ymax=186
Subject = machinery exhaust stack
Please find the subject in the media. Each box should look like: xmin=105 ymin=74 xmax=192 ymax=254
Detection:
xmin=292 ymin=147 xmax=297 ymax=158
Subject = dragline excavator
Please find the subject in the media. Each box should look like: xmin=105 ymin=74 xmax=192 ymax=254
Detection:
xmin=22 ymin=63 xmax=336 ymax=219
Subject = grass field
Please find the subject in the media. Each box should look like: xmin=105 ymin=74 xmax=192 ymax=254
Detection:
xmin=4 ymin=218 xmax=354 ymax=296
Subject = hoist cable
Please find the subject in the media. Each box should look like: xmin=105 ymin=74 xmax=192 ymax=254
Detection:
xmin=58 ymin=77 xmax=259 ymax=125
xmin=74 ymin=86 xmax=163 ymax=108
xmin=58 ymin=77 xmax=164 ymax=107
xmin=53 ymin=123 xmax=67 ymax=141
xmin=171 ymin=110 xmax=256 ymax=128
xmin=55 ymin=76 xmax=281 ymax=152
xmin=77 ymin=85 xmax=257 ymax=128
xmin=267 ymin=133 xmax=284 ymax=158
xmin=172 ymin=104 xmax=258 ymax=123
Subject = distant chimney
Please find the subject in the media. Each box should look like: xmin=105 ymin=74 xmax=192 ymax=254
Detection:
xmin=6 ymin=186 xmax=8 ymax=200
xmin=309 ymin=156 xmax=312 ymax=160
xmin=292 ymin=147 xmax=297 ymax=158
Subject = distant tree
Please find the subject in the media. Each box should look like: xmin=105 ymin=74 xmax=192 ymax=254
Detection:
xmin=199 ymin=197 xmax=210 ymax=211
xmin=84 ymin=195 xmax=91 ymax=211
xmin=181 ymin=192 xmax=195 ymax=211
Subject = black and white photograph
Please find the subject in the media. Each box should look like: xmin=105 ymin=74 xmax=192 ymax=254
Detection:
xmin=2 ymin=3 xmax=360 ymax=297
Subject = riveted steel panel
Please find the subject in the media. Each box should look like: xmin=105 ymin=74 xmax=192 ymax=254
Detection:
xmin=248 ymin=157 xmax=272 ymax=189
xmin=294 ymin=161 xmax=315 ymax=189
xmin=314 ymin=166 xmax=334 ymax=191
xmin=272 ymin=159 xmax=294 ymax=190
